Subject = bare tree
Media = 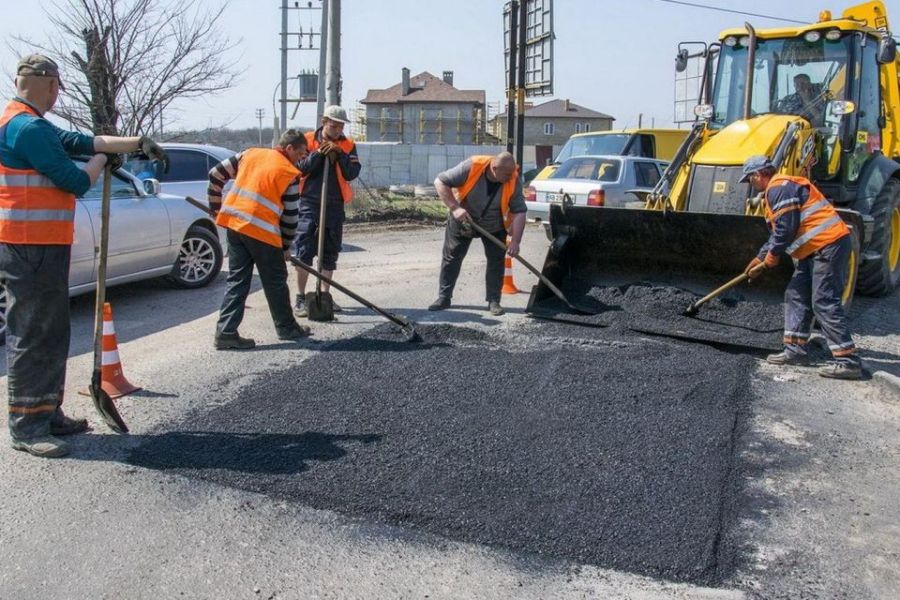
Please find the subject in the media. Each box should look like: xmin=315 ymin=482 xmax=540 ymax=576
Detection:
xmin=12 ymin=0 xmax=240 ymax=135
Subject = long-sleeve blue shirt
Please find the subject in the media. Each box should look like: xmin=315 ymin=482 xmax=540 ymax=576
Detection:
xmin=757 ymin=178 xmax=804 ymax=261
xmin=0 ymin=97 xmax=95 ymax=197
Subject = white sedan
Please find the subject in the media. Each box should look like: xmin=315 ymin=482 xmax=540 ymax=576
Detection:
xmin=525 ymin=155 xmax=669 ymax=224
xmin=0 ymin=163 xmax=224 ymax=340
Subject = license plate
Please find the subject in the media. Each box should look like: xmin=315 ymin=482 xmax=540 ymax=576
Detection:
xmin=545 ymin=192 xmax=562 ymax=203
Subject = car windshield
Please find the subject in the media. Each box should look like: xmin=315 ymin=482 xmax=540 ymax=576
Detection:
xmin=709 ymin=33 xmax=851 ymax=128
xmin=554 ymin=134 xmax=630 ymax=163
xmin=551 ymin=157 xmax=621 ymax=182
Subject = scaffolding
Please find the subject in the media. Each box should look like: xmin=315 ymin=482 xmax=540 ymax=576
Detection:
xmin=357 ymin=105 xmax=487 ymax=144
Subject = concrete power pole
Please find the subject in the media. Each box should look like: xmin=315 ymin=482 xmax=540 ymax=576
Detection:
xmin=316 ymin=0 xmax=329 ymax=123
xmin=280 ymin=0 xmax=288 ymax=134
xmin=324 ymin=0 xmax=341 ymax=107
xmin=255 ymin=108 xmax=265 ymax=146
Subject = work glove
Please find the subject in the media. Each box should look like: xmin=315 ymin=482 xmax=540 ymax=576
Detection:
xmin=744 ymin=257 xmax=767 ymax=280
xmin=104 ymin=153 xmax=123 ymax=171
xmin=138 ymin=135 xmax=169 ymax=173
xmin=317 ymin=141 xmax=334 ymax=156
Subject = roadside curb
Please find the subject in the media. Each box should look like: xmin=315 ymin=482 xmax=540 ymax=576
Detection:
xmin=872 ymin=370 xmax=900 ymax=401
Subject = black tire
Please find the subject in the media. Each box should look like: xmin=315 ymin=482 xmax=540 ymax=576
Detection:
xmin=840 ymin=224 xmax=860 ymax=312
xmin=167 ymin=225 xmax=223 ymax=289
xmin=857 ymin=177 xmax=900 ymax=296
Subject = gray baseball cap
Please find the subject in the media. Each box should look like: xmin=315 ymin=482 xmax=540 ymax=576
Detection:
xmin=739 ymin=155 xmax=774 ymax=183
xmin=322 ymin=105 xmax=350 ymax=124
xmin=17 ymin=54 xmax=64 ymax=89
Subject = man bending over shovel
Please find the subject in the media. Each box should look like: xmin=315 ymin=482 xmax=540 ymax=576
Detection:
xmin=208 ymin=129 xmax=311 ymax=349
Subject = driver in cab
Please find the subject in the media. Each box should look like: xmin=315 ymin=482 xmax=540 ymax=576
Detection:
xmin=776 ymin=73 xmax=826 ymax=126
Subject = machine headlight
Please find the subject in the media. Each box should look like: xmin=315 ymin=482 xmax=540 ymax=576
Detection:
xmin=830 ymin=100 xmax=856 ymax=115
xmin=738 ymin=36 xmax=751 ymax=47
xmin=723 ymin=36 xmax=738 ymax=47
xmin=804 ymin=30 xmax=822 ymax=43
xmin=693 ymin=104 xmax=715 ymax=119
xmin=825 ymin=29 xmax=842 ymax=41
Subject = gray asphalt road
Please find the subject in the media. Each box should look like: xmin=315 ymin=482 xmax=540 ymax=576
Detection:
xmin=1 ymin=223 xmax=897 ymax=600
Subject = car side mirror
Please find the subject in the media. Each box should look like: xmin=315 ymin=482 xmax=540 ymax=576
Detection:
xmin=142 ymin=178 xmax=161 ymax=195
xmin=877 ymin=34 xmax=897 ymax=64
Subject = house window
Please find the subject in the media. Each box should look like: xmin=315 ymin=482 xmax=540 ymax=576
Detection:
xmin=584 ymin=123 xmax=591 ymax=132
xmin=543 ymin=122 xmax=554 ymax=135
xmin=575 ymin=123 xmax=582 ymax=134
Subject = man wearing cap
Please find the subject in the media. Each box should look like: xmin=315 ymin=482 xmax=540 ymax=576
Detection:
xmin=291 ymin=105 xmax=360 ymax=317
xmin=207 ymin=129 xmax=311 ymax=349
xmin=740 ymin=155 xmax=862 ymax=379
xmin=0 ymin=54 xmax=167 ymax=457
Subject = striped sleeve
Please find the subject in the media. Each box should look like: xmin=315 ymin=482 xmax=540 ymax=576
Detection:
xmin=207 ymin=151 xmax=243 ymax=214
xmin=280 ymin=176 xmax=301 ymax=250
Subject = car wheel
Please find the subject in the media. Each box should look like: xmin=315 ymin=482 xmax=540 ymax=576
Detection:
xmin=167 ymin=225 xmax=223 ymax=289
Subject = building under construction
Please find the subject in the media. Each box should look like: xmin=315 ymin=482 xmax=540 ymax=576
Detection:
xmin=359 ymin=69 xmax=486 ymax=145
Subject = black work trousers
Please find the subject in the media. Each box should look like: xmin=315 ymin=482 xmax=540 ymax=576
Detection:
xmin=217 ymin=229 xmax=295 ymax=336
xmin=0 ymin=244 xmax=71 ymax=440
xmin=437 ymin=217 xmax=507 ymax=303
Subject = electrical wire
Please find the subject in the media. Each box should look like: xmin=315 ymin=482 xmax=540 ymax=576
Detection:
xmin=652 ymin=0 xmax=808 ymax=24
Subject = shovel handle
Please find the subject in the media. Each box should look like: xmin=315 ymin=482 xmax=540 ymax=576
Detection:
xmin=466 ymin=219 xmax=576 ymax=310
xmin=691 ymin=273 xmax=751 ymax=312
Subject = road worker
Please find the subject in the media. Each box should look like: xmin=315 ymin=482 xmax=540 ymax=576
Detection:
xmin=0 ymin=54 xmax=167 ymax=458
xmin=428 ymin=152 xmax=527 ymax=316
xmin=741 ymin=155 xmax=862 ymax=379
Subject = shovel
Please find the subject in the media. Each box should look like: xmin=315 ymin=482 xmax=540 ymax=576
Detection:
xmin=306 ymin=156 xmax=335 ymax=321
xmin=466 ymin=219 xmax=602 ymax=316
xmin=683 ymin=273 xmax=751 ymax=317
xmin=89 ymin=165 xmax=129 ymax=433
xmin=290 ymin=257 xmax=422 ymax=342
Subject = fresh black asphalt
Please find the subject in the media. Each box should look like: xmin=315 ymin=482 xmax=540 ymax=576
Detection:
xmin=129 ymin=323 xmax=754 ymax=584
xmin=530 ymin=282 xmax=784 ymax=351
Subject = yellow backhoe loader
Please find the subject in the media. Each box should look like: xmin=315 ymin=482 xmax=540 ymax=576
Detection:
xmin=529 ymin=1 xmax=900 ymax=344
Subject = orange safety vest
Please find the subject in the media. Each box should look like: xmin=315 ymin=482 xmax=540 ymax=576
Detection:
xmin=453 ymin=156 xmax=519 ymax=230
xmin=302 ymin=131 xmax=355 ymax=204
xmin=0 ymin=100 xmax=77 ymax=245
xmin=216 ymin=147 xmax=300 ymax=248
xmin=764 ymin=174 xmax=849 ymax=260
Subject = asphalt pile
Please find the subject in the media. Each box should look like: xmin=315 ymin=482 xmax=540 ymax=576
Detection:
xmin=531 ymin=281 xmax=783 ymax=351
xmin=130 ymin=323 xmax=753 ymax=584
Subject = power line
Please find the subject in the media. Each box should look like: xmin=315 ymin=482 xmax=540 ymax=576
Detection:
xmin=652 ymin=0 xmax=808 ymax=24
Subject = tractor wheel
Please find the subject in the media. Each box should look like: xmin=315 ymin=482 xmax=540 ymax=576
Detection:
xmin=857 ymin=178 xmax=900 ymax=296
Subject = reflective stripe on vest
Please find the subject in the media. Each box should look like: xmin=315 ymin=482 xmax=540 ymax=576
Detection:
xmin=215 ymin=147 xmax=299 ymax=247
xmin=302 ymin=131 xmax=355 ymax=203
xmin=453 ymin=155 xmax=519 ymax=230
xmin=0 ymin=100 xmax=77 ymax=245
xmin=764 ymin=174 xmax=848 ymax=260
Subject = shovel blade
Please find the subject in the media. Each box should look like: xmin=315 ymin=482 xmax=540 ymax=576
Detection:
xmin=306 ymin=290 xmax=335 ymax=322
xmin=90 ymin=371 xmax=128 ymax=434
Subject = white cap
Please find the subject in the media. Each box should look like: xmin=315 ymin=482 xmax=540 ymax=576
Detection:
xmin=323 ymin=105 xmax=350 ymax=124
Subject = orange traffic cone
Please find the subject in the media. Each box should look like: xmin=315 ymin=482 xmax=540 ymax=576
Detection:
xmin=80 ymin=303 xmax=141 ymax=399
xmin=501 ymin=236 xmax=521 ymax=295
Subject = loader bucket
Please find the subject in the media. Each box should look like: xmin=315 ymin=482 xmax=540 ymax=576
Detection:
xmin=526 ymin=205 xmax=793 ymax=351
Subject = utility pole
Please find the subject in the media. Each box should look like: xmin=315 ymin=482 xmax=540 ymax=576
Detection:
xmin=279 ymin=1 xmax=325 ymax=133
xmin=316 ymin=0 xmax=329 ymax=122
xmin=255 ymin=108 xmax=265 ymax=146
xmin=515 ymin=0 xmax=527 ymax=168
xmin=280 ymin=0 xmax=288 ymax=133
xmin=324 ymin=0 xmax=341 ymax=106
xmin=505 ymin=0 xmax=518 ymax=154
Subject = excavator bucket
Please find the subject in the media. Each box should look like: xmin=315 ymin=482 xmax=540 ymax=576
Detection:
xmin=526 ymin=205 xmax=795 ymax=351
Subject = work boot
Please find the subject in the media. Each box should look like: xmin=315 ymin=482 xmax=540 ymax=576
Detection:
xmin=818 ymin=362 xmax=863 ymax=380
xmin=332 ymin=301 xmax=343 ymax=313
xmin=11 ymin=436 xmax=70 ymax=459
xmin=50 ymin=411 xmax=89 ymax=436
xmin=215 ymin=332 xmax=256 ymax=350
xmin=488 ymin=300 xmax=505 ymax=316
xmin=766 ymin=351 xmax=809 ymax=366
xmin=277 ymin=323 xmax=312 ymax=341
xmin=294 ymin=294 xmax=308 ymax=318
xmin=428 ymin=297 xmax=451 ymax=311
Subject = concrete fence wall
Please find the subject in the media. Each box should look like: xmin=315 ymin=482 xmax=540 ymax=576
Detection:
xmin=353 ymin=143 xmax=504 ymax=188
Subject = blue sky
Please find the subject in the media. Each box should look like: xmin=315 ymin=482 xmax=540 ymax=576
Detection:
xmin=1 ymin=0 xmax=875 ymax=133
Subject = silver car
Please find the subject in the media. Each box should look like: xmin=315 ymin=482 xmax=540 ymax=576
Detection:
xmin=125 ymin=142 xmax=236 ymax=202
xmin=525 ymin=155 xmax=669 ymax=223
xmin=0 ymin=162 xmax=224 ymax=340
